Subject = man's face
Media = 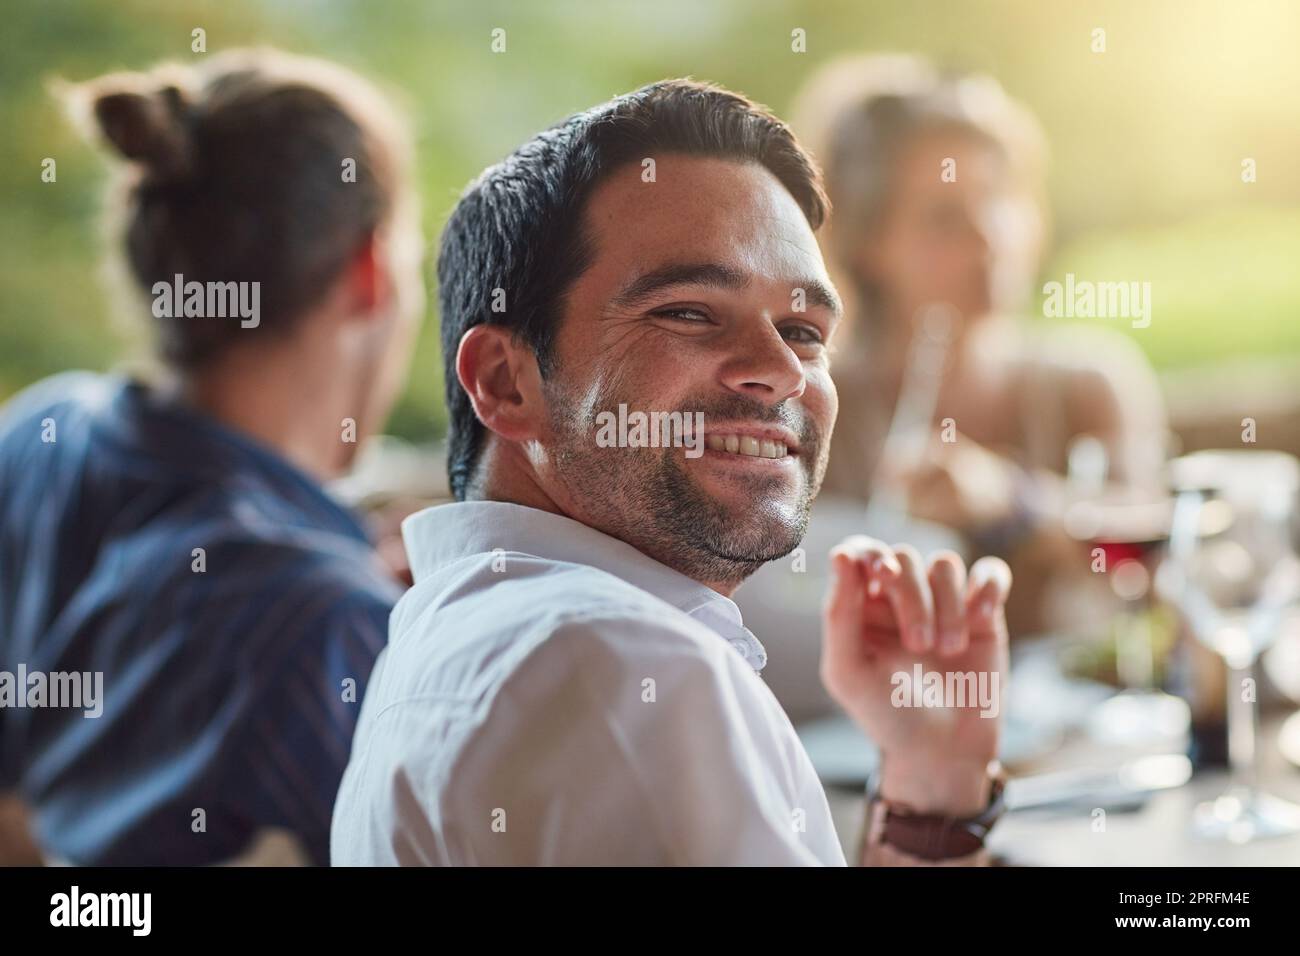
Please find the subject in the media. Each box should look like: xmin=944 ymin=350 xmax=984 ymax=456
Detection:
xmin=537 ymin=155 xmax=841 ymax=590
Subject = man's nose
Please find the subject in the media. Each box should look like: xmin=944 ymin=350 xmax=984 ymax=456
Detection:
xmin=717 ymin=319 xmax=806 ymax=402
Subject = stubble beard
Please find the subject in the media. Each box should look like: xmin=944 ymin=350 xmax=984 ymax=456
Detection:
xmin=544 ymin=379 xmax=825 ymax=588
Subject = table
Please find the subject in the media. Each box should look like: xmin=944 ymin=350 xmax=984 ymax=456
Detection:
xmin=824 ymin=714 xmax=1300 ymax=865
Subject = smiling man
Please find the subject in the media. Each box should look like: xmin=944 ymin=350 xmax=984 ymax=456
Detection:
xmin=331 ymin=80 xmax=1012 ymax=866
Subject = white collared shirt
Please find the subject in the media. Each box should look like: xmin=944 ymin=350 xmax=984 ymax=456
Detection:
xmin=330 ymin=500 xmax=847 ymax=865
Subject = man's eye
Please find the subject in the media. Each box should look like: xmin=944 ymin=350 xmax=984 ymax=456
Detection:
xmin=781 ymin=324 xmax=824 ymax=345
xmin=652 ymin=307 xmax=711 ymax=323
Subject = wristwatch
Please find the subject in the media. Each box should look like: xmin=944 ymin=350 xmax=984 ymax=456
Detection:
xmin=860 ymin=761 xmax=1006 ymax=863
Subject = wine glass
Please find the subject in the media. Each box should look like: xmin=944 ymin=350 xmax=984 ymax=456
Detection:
xmin=1163 ymin=450 xmax=1300 ymax=842
xmin=1064 ymin=436 xmax=1189 ymax=747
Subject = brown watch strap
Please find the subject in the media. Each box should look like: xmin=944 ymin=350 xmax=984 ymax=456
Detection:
xmin=863 ymin=763 xmax=1006 ymax=862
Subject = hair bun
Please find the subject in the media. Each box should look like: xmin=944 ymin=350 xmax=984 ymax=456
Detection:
xmin=85 ymin=73 xmax=194 ymax=182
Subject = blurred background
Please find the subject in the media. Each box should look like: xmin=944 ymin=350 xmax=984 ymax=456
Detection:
xmin=4 ymin=0 xmax=1300 ymax=451
xmin=4 ymin=0 xmax=1300 ymax=866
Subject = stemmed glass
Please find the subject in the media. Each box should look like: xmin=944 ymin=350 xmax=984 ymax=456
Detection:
xmin=1162 ymin=450 xmax=1300 ymax=842
xmin=1065 ymin=436 xmax=1189 ymax=747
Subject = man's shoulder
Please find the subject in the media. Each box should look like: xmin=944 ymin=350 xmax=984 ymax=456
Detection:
xmin=376 ymin=551 xmax=737 ymax=717
xmin=0 ymin=370 xmax=115 ymax=419
xmin=333 ymin=550 xmax=793 ymax=865
xmin=398 ymin=551 xmax=719 ymax=656
xmin=0 ymin=371 xmax=117 ymax=451
xmin=342 ymin=559 xmax=752 ymax=794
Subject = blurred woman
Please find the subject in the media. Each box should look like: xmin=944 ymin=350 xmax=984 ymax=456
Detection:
xmin=792 ymin=54 xmax=1167 ymax=636
xmin=0 ymin=49 xmax=424 ymax=864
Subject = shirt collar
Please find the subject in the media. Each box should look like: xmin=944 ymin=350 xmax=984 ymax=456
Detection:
xmin=402 ymin=500 xmax=767 ymax=673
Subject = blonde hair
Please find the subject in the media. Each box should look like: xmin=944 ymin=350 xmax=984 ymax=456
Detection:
xmin=61 ymin=48 xmax=416 ymax=368
xmin=790 ymin=54 xmax=1047 ymax=330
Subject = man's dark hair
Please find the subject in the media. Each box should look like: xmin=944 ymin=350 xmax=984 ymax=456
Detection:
xmin=437 ymin=79 xmax=829 ymax=500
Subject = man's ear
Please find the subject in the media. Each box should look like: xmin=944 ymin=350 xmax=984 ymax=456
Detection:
xmin=342 ymin=231 xmax=387 ymax=319
xmin=455 ymin=324 xmax=545 ymax=443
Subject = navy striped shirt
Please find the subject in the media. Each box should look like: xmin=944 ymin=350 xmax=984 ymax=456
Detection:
xmin=0 ymin=372 xmax=400 ymax=865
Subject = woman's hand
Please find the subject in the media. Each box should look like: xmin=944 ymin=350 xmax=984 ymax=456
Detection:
xmin=880 ymin=431 xmax=1022 ymax=533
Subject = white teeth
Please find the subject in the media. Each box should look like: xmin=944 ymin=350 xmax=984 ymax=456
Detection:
xmin=703 ymin=434 xmax=791 ymax=459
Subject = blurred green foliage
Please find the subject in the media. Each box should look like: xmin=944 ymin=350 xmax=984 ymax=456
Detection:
xmin=3 ymin=0 xmax=1298 ymax=441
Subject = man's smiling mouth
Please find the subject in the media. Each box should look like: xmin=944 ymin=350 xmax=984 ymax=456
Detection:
xmin=702 ymin=424 xmax=800 ymax=463
xmin=704 ymin=433 xmax=790 ymax=459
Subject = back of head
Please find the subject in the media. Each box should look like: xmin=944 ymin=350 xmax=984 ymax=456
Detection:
xmin=65 ymin=48 xmax=415 ymax=369
xmin=436 ymin=78 xmax=829 ymax=500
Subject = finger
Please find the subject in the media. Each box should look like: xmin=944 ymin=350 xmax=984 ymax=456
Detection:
xmin=824 ymin=547 xmax=865 ymax=636
xmin=928 ymin=550 xmax=968 ymax=657
xmin=965 ymin=555 xmax=1012 ymax=644
xmin=822 ymin=550 xmax=861 ymax=677
xmin=823 ymin=537 xmax=900 ymax=672
xmin=826 ymin=538 xmax=889 ymax=629
xmin=826 ymin=541 xmax=899 ymax=676
xmin=884 ymin=543 xmax=934 ymax=653
xmin=827 ymin=535 xmax=901 ymax=602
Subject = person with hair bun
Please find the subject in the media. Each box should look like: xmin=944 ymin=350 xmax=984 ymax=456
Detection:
xmin=0 ymin=49 xmax=424 ymax=865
